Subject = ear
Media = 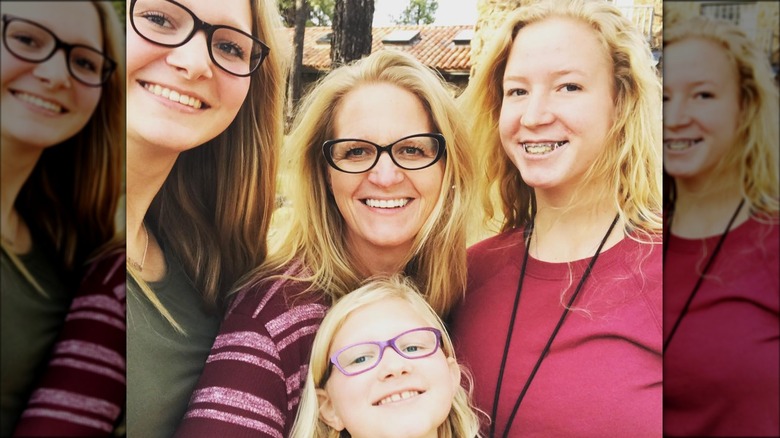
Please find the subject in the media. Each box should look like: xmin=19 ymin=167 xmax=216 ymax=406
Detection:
xmin=316 ymin=387 xmax=345 ymax=431
xmin=447 ymin=357 xmax=461 ymax=389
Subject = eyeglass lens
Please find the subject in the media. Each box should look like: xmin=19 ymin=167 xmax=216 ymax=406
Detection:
xmin=131 ymin=0 xmax=267 ymax=76
xmin=334 ymin=328 xmax=440 ymax=376
xmin=328 ymin=135 xmax=442 ymax=173
xmin=2 ymin=17 xmax=113 ymax=86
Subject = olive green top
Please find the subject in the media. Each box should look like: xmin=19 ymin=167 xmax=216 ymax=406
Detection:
xmin=126 ymin=253 xmax=221 ymax=438
xmin=0 ymin=245 xmax=71 ymax=436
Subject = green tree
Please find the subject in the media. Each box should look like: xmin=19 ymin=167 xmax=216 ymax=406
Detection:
xmin=278 ymin=0 xmax=335 ymax=26
xmin=393 ymin=0 xmax=438 ymax=25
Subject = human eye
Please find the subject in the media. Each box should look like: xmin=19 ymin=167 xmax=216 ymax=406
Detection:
xmin=214 ymin=40 xmax=246 ymax=60
xmin=398 ymin=145 xmax=425 ymax=157
xmin=139 ymin=11 xmax=174 ymax=29
xmin=560 ymin=83 xmax=582 ymax=92
xmin=344 ymin=146 xmax=369 ymax=158
xmin=331 ymin=141 xmax=374 ymax=162
xmin=505 ymin=88 xmax=527 ymax=97
xmin=9 ymin=31 xmax=40 ymax=48
xmin=73 ymin=56 xmax=98 ymax=73
xmin=693 ymin=91 xmax=715 ymax=99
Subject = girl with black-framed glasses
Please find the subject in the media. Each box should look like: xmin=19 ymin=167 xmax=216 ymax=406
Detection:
xmin=124 ymin=0 xmax=286 ymax=436
xmin=1 ymin=1 xmax=125 ymax=435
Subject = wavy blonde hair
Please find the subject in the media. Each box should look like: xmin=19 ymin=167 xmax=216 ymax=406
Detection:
xmin=663 ymin=16 xmax=779 ymax=218
xmin=241 ymin=50 xmax=475 ymax=316
xmin=4 ymin=1 xmax=125 ymax=291
xmin=290 ymin=276 xmax=483 ymax=438
xmin=128 ymin=0 xmax=288 ymax=324
xmin=461 ymin=0 xmax=662 ymax=238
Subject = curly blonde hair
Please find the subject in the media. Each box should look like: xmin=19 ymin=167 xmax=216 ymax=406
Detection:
xmin=461 ymin=0 xmax=662 ymax=238
xmin=663 ymin=16 xmax=779 ymax=218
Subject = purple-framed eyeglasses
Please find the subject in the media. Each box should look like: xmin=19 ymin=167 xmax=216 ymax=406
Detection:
xmin=328 ymin=327 xmax=442 ymax=377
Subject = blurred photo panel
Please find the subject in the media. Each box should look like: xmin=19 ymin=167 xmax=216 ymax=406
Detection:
xmin=663 ymin=2 xmax=779 ymax=436
xmin=1 ymin=1 xmax=126 ymax=435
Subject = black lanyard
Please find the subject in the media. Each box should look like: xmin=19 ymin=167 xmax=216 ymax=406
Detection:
xmin=491 ymin=214 xmax=620 ymax=438
xmin=662 ymin=199 xmax=745 ymax=352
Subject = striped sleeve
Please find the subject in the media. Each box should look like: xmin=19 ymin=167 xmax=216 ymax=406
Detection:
xmin=173 ymin=275 xmax=327 ymax=438
xmin=12 ymin=252 xmax=126 ymax=436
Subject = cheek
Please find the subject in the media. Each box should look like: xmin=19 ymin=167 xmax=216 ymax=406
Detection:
xmin=78 ymin=87 xmax=102 ymax=116
xmin=498 ymin=101 xmax=519 ymax=141
xmin=219 ymin=77 xmax=251 ymax=117
xmin=0 ymin=55 xmax=32 ymax=87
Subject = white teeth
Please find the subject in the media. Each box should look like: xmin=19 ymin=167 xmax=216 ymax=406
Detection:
xmin=14 ymin=91 xmax=63 ymax=113
xmin=365 ymin=199 xmax=410 ymax=209
xmin=378 ymin=390 xmax=420 ymax=405
xmin=522 ymin=141 xmax=567 ymax=155
xmin=664 ymin=139 xmax=700 ymax=151
xmin=143 ymin=82 xmax=203 ymax=109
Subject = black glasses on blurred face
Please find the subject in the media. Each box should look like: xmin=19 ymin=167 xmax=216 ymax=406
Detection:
xmin=1 ymin=14 xmax=116 ymax=87
xmin=129 ymin=0 xmax=270 ymax=77
xmin=323 ymin=133 xmax=446 ymax=174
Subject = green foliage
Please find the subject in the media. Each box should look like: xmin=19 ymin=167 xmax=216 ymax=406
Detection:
xmin=113 ymin=1 xmax=125 ymax=28
xmin=393 ymin=0 xmax=438 ymax=25
xmin=277 ymin=0 xmax=335 ymax=27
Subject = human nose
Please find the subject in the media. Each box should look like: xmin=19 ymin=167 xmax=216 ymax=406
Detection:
xmin=664 ymin=96 xmax=691 ymax=129
xmin=367 ymin=152 xmax=404 ymax=187
xmin=521 ymin=92 xmax=554 ymax=128
xmin=32 ymin=50 xmax=71 ymax=89
xmin=165 ymin=31 xmax=214 ymax=80
xmin=377 ymin=347 xmax=411 ymax=380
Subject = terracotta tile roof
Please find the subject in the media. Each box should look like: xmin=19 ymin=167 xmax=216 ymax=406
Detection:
xmin=285 ymin=25 xmax=473 ymax=73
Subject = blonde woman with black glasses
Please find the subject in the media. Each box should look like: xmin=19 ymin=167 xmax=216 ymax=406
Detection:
xmin=174 ymin=50 xmax=475 ymax=437
xmin=124 ymin=0 xmax=286 ymax=436
xmin=1 ymin=1 xmax=124 ymax=435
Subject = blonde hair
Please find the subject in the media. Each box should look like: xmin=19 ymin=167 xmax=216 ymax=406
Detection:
xmin=290 ymin=276 xmax=483 ymax=438
xmin=663 ymin=16 xmax=779 ymax=218
xmin=242 ymin=50 xmax=475 ymax=316
xmin=461 ymin=0 xmax=662 ymax=238
xmin=129 ymin=0 xmax=289 ymax=324
xmin=4 ymin=1 xmax=125 ymax=291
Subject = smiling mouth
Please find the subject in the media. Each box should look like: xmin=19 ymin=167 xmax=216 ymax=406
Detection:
xmin=375 ymin=390 xmax=422 ymax=406
xmin=139 ymin=81 xmax=208 ymax=109
xmin=11 ymin=91 xmax=66 ymax=114
xmin=362 ymin=198 xmax=411 ymax=209
xmin=523 ymin=141 xmax=568 ymax=155
xmin=664 ymin=139 xmax=702 ymax=151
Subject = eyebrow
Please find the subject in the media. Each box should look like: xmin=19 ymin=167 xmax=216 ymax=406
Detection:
xmin=503 ymin=69 xmax=588 ymax=82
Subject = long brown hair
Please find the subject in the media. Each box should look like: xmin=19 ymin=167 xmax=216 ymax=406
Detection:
xmin=132 ymin=0 xmax=288 ymax=316
xmin=12 ymin=1 xmax=125 ymax=286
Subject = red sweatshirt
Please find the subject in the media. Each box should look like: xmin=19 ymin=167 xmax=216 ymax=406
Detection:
xmin=664 ymin=218 xmax=779 ymax=436
xmin=451 ymin=229 xmax=662 ymax=437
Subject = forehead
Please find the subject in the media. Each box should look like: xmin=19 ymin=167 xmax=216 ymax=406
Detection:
xmin=333 ymin=82 xmax=434 ymax=143
xmin=663 ymin=37 xmax=738 ymax=86
xmin=175 ymin=0 xmax=253 ymax=33
xmin=2 ymin=1 xmax=102 ymax=48
xmin=330 ymin=298 xmax=432 ymax=352
xmin=506 ymin=16 xmax=611 ymax=77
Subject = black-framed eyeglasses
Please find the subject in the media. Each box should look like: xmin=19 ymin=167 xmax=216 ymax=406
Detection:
xmin=323 ymin=133 xmax=446 ymax=174
xmin=129 ymin=0 xmax=270 ymax=77
xmin=1 ymin=14 xmax=116 ymax=87
xmin=328 ymin=327 xmax=442 ymax=378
